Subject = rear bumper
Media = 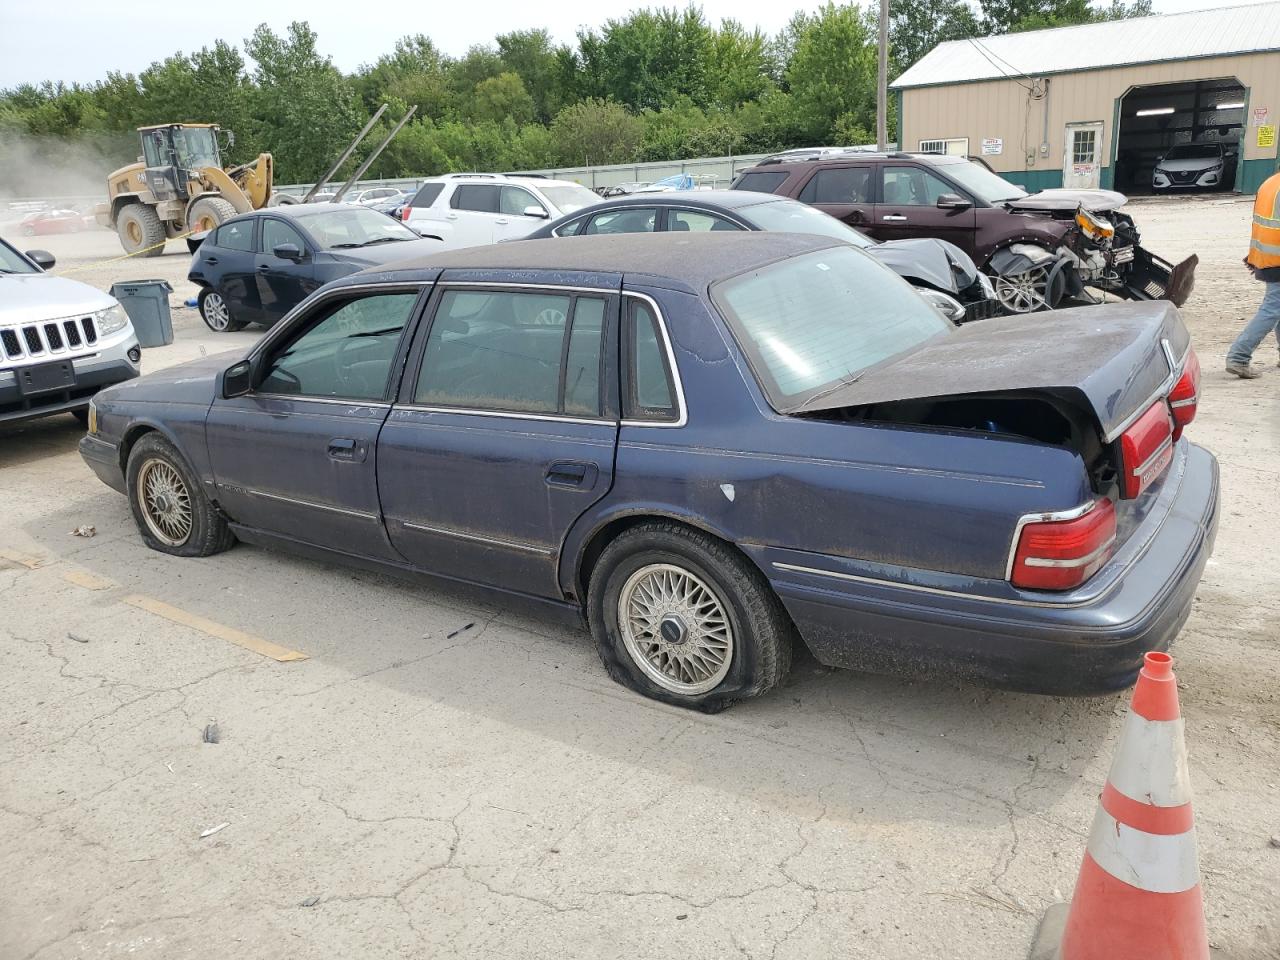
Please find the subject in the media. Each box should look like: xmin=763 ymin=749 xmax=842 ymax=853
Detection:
xmin=0 ymin=337 xmax=140 ymax=425
xmin=754 ymin=442 xmax=1219 ymax=696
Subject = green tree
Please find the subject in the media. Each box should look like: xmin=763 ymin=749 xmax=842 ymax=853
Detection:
xmin=469 ymin=72 xmax=535 ymax=125
xmin=352 ymin=35 xmax=448 ymax=113
xmin=980 ymin=0 xmax=1152 ymax=33
xmin=549 ymin=98 xmax=642 ymax=165
xmin=785 ymin=3 xmax=878 ymax=143
xmin=577 ymin=7 xmax=715 ymax=111
xmin=706 ymin=20 xmax=777 ymax=108
xmin=890 ymin=0 xmax=981 ymax=72
xmin=495 ymin=30 xmax=565 ymax=122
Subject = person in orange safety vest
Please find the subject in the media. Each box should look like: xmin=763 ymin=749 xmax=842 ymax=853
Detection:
xmin=1228 ymin=169 xmax=1280 ymax=378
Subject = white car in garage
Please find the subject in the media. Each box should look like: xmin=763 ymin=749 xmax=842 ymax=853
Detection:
xmin=1152 ymin=142 xmax=1237 ymax=192
xmin=400 ymin=174 xmax=601 ymax=249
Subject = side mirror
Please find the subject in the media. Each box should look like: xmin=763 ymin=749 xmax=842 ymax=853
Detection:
xmin=222 ymin=360 xmax=253 ymax=398
xmin=25 ymin=249 xmax=56 ymax=270
xmin=936 ymin=193 xmax=972 ymax=210
xmin=273 ymin=243 xmax=304 ymax=260
xmin=523 ymin=205 xmax=550 ymax=219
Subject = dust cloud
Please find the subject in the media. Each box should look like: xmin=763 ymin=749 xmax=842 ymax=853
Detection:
xmin=0 ymin=131 xmax=134 ymax=210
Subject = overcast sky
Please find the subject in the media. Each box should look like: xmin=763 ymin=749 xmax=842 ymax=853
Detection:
xmin=1 ymin=0 xmax=1274 ymax=88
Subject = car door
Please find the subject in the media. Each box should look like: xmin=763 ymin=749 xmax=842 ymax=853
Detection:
xmin=442 ymin=184 xmax=503 ymax=248
xmin=491 ymin=185 xmax=551 ymax=241
xmin=873 ymin=163 xmax=977 ymax=254
xmin=377 ymin=282 xmax=619 ymax=598
xmin=794 ymin=165 xmax=876 ymax=229
xmin=204 ymin=286 xmax=425 ymax=560
xmin=198 ymin=219 xmax=262 ymax=321
xmin=255 ymin=217 xmax=318 ymax=324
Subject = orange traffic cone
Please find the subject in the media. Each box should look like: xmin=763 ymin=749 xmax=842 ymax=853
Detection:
xmin=1029 ymin=652 xmax=1209 ymax=960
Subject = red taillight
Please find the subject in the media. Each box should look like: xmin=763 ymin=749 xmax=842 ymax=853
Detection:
xmin=1119 ymin=402 xmax=1174 ymax=499
xmin=1167 ymin=348 xmax=1200 ymax=440
xmin=1011 ymin=499 xmax=1117 ymax=590
xmin=401 ymin=204 xmax=411 ymax=222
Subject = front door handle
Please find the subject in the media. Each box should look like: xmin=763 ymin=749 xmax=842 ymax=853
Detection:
xmin=495 ymin=218 xmax=509 ymax=225
xmin=204 ymin=256 xmax=219 ymax=265
xmin=881 ymin=215 xmax=908 ymax=222
xmin=446 ymin=213 xmax=459 ymax=220
xmin=545 ymin=460 xmax=598 ymax=488
xmin=257 ymin=263 xmax=271 ymax=271
xmin=327 ymin=437 xmax=367 ymax=462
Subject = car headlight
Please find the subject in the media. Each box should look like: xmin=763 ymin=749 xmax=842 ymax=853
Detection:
xmin=1074 ymin=208 xmax=1114 ymax=241
xmin=977 ymin=271 xmax=996 ymax=299
xmin=94 ymin=303 xmax=130 ymax=335
xmin=917 ymin=288 xmax=966 ymax=322
xmin=1207 ymin=162 xmax=1224 ymax=173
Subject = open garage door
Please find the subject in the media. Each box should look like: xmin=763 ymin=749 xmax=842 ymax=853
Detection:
xmin=1114 ymin=78 xmax=1245 ymax=194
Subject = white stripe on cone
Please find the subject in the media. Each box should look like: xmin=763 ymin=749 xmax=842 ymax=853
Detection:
xmin=1107 ymin=712 xmax=1192 ymax=808
xmin=1086 ymin=807 xmax=1201 ymax=894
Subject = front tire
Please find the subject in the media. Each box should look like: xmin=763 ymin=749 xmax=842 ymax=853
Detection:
xmin=126 ymin=433 xmax=235 ymax=557
xmin=187 ymin=196 xmax=238 ymax=234
xmin=198 ymin=289 xmax=246 ymax=332
xmin=587 ymin=522 xmax=792 ymax=712
xmin=115 ymin=204 xmax=166 ymax=257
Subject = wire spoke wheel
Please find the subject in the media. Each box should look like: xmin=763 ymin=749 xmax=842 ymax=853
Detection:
xmin=617 ymin=563 xmax=733 ymax=695
xmin=202 ymin=293 xmax=230 ymax=331
xmin=993 ymin=265 xmax=1052 ymax=313
xmin=137 ymin=458 xmax=193 ymax=547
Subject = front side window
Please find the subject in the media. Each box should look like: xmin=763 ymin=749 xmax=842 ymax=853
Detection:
xmin=625 ymin=301 xmax=677 ymax=422
xmin=450 ymin=184 xmax=500 ymax=213
xmin=214 ymin=219 xmax=255 ymax=252
xmin=798 ymin=167 xmax=873 ymax=205
xmin=584 ymin=208 xmax=658 ymax=235
xmin=258 ymin=292 xmax=418 ymax=401
xmin=260 ymin=219 xmax=306 ymax=254
xmin=501 ymin=186 xmax=544 ymax=216
xmin=416 ymin=290 xmax=607 ymax=416
xmin=880 ymin=166 xmax=958 ymax=206
xmin=711 ymin=246 xmax=951 ymax=411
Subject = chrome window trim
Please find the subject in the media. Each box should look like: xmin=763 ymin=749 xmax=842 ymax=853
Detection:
xmin=621 ymin=290 xmax=688 ymax=428
xmin=1003 ymin=499 xmax=1098 ymax=581
xmin=251 ymin=393 xmax=392 ymax=409
xmin=434 ymin=281 xmax=614 ymax=294
xmin=396 ymin=519 xmax=553 ymax=556
xmin=236 ymin=487 xmax=381 ymax=521
xmin=395 ymin=403 xmax=612 ymax=427
xmin=1102 ymin=339 xmax=1187 ymax=443
xmin=771 ymin=561 xmax=1106 ymax=609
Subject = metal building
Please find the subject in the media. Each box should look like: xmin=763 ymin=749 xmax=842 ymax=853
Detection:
xmin=892 ymin=1 xmax=1280 ymax=194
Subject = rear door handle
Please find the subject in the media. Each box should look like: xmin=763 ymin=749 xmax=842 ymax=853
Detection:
xmin=446 ymin=213 xmax=459 ymax=220
xmin=204 ymin=256 xmax=219 ymax=264
xmin=545 ymin=461 xmax=598 ymax=488
xmin=327 ymin=437 xmax=366 ymax=462
xmin=257 ymin=264 xmax=270 ymax=271
xmin=495 ymin=218 xmax=509 ymax=225
xmin=881 ymin=215 xmax=908 ymax=222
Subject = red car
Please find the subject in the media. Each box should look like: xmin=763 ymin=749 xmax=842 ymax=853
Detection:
xmin=20 ymin=208 xmax=89 ymax=236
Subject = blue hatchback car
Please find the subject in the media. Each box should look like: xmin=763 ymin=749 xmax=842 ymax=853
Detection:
xmin=80 ymin=233 xmax=1218 ymax=711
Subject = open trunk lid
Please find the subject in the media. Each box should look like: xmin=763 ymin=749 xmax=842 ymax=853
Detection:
xmin=791 ymin=300 xmax=1188 ymax=442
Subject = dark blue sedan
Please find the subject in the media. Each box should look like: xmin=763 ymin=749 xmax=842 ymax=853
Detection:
xmin=82 ymin=233 xmax=1217 ymax=711
xmin=187 ymin=203 xmax=441 ymax=333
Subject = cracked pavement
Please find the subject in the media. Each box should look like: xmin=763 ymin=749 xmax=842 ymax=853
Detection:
xmin=2 ymin=204 xmax=1278 ymax=959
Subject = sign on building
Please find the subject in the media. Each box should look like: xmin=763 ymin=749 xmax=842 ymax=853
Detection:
xmin=1258 ymin=125 xmax=1276 ymax=148
xmin=1252 ymin=106 xmax=1269 ymax=127
xmin=981 ymin=138 xmax=1003 ymax=155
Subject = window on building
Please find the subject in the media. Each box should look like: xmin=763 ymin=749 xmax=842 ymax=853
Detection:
xmin=919 ymin=138 xmax=969 ymax=156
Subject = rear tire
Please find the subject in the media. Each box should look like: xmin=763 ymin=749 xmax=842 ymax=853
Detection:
xmin=187 ymin=196 xmax=238 ymax=234
xmin=198 ymin=289 xmax=246 ymax=333
xmin=115 ymin=204 xmax=166 ymax=258
xmin=126 ymin=433 xmax=235 ymax=558
xmin=587 ymin=522 xmax=793 ymax=712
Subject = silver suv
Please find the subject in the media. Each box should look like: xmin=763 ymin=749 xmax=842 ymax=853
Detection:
xmin=401 ymin=174 xmax=600 ymax=249
xmin=1 ymin=238 xmax=140 ymax=426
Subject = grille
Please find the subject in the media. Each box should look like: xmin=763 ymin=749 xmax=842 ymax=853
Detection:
xmin=1 ymin=315 xmax=97 ymax=361
xmin=1170 ymin=170 xmax=1197 ymax=184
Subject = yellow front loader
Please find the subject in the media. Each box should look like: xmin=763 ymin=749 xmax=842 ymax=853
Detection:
xmin=96 ymin=124 xmax=275 ymax=257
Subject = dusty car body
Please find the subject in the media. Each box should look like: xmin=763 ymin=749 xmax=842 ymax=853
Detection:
xmin=80 ymin=233 xmax=1217 ymax=711
xmin=732 ymin=152 xmax=1197 ymax=314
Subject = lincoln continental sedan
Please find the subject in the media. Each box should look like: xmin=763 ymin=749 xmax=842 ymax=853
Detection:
xmin=80 ymin=232 xmax=1218 ymax=711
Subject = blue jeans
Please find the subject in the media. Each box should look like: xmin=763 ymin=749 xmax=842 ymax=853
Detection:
xmin=1228 ymin=280 xmax=1280 ymax=364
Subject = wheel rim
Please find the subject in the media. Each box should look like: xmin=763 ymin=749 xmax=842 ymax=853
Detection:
xmin=137 ymin=458 xmax=193 ymax=547
xmin=125 ymin=219 xmax=142 ymax=245
xmin=617 ymin=563 xmax=733 ymax=696
xmin=195 ymin=213 xmax=217 ymax=231
xmin=993 ymin=266 xmax=1051 ymax=313
xmin=202 ymin=293 xmax=230 ymax=331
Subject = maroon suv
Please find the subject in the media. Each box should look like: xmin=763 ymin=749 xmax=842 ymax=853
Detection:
xmin=732 ymin=152 xmax=1196 ymax=314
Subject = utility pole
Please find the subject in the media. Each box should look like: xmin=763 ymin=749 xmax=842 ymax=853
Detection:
xmin=877 ymin=0 xmax=889 ymax=151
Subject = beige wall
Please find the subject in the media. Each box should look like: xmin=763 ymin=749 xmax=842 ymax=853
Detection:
xmin=899 ymin=51 xmax=1280 ymax=175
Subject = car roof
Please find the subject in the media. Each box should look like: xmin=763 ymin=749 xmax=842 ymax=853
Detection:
xmin=742 ymin=151 xmax=964 ymax=170
xmin=227 ymin=202 xmax=370 ymax=223
xmin=362 ymin=231 xmax=842 ymax=291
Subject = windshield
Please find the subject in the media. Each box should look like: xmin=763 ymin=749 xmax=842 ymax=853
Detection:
xmin=743 ymin=198 xmax=876 ymax=248
xmin=171 ymin=127 xmax=220 ymax=170
xmin=0 ymin=239 xmax=39 ymax=274
xmin=933 ymin=158 xmax=1027 ymax=203
xmin=540 ymin=184 xmax=601 ymax=214
xmin=712 ymin=246 xmax=951 ymax=411
xmin=301 ymin=207 xmax=420 ymax=248
xmin=1165 ymin=143 xmax=1222 ymax=160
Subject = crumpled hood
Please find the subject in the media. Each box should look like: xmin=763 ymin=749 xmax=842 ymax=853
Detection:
xmin=867 ymin=237 xmax=977 ymax=294
xmin=0 ymin=273 xmax=117 ymax=326
xmin=1007 ymin=189 xmax=1128 ymax=213
xmin=100 ymin=348 xmax=245 ymax=406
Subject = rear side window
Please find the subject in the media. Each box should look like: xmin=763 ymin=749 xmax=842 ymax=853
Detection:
xmin=798 ymin=167 xmax=872 ymax=204
xmin=411 ymin=183 xmax=444 ymax=208
xmin=732 ymin=170 xmax=789 ymax=194
xmin=667 ymin=209 xmax=741 ymax=232
xmin=584 ymin=208 xmax=657 ymax=235
xmin=214 ymin=219 xmax=254 ymax=252
xmin=416 ymin=291 xmax=607 ymax=416
xmin=450 ymin=184 xmax=500 ymax=213
xmin=624 ymin=300 xmax=677 ymax=422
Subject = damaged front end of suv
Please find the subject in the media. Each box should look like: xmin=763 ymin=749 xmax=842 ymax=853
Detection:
xmin=988 ymin=190 xmax=1198 ymax=314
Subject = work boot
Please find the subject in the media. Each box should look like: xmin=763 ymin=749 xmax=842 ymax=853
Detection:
xmin=1226 ymin=361 xmax=1261 ymax=379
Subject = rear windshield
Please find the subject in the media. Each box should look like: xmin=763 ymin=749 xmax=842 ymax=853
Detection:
xmin=743 ymin=198 xmax=875 ymax=248
xmin=731 ymin=170 xmax=790 ymax=194
xmin=711 ymin=245 xmax=951 ymax=412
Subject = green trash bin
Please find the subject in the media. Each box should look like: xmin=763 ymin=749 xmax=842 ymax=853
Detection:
xmin=108 ymin=279 xmax=174 ymax=348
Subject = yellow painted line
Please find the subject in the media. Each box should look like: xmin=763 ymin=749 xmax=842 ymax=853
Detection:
xmin=63 ymin=569 xmax=116 ymax=591
xmin=0 ymin=549 xmax=48 ymax=570
xmin=122 ymin=594 xmax=308 ymax=662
